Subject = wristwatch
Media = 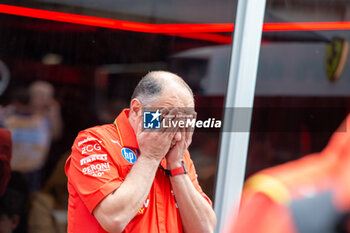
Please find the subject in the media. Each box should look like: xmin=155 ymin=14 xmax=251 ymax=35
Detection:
xmin=165 ymin=161 xmax=188 ymax=177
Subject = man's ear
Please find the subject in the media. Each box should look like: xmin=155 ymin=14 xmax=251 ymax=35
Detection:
xmin=130 ymin=99 xmax=142 ymax=120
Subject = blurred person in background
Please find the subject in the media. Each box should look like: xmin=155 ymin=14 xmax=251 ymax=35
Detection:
xmin=0 ymin=81 xmax=63 ymax=192
xmin=28 ymin=81 xmax=62 ymax=141
xmin=28 ymin=151 xmax=69 ymax=233
xmin=0 ymin=189 xmax=21 ymax=233
xmin=226 ymin=114 xmax=350 ymax=233
xmin=0 ymin=172 xmax=29 ymax=233
xmin=0 ymin=127 xmax=29 ymax=233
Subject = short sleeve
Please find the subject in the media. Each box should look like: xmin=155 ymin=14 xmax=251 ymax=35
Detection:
xmin=183 ymin=151 xmax=213 ymax=206
xmin=65 ymin=130 xmax=124 ymax=213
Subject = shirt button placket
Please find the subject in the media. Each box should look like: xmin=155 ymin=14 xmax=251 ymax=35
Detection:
xmin=156 ymin=170 xmax=167 ymax=233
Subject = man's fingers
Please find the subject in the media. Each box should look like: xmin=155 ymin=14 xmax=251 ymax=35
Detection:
xmin=186 ymin=128 xmax=194 ymax=146
xmin=185 ymin=113 xmax=195 ymax=145
xmin=160 ymin=108 xmax=196 ymax=144
xmin=163 ymin=108 xmax=179 ymax=133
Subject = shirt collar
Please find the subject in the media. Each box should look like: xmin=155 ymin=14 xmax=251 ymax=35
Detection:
xmin=114 ymin=109 xmax=139 ymax=149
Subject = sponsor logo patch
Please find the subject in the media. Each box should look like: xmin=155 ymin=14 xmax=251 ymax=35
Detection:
xmin=171 ymin=189 xmax=179 ymax=208
xmin=121 ymin=148 xmax=137 ymax=164
xmin=111 ymin=139 xmax=122 ymax=147
xmin=78 ymin=137 xmax=102 ymax=147
xmin=82 ymin=162 xmax=110 ymax=177
xmin=80 ymin=154 xmax=108 ymax=166
xmin=138 ymin=199 xmax=150 ymax=214
xmin=81 ymin=143 xmax=102 ymax=155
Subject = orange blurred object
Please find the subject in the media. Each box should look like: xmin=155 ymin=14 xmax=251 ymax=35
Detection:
xmin=227 ymin=114 xmax=350 ymax=233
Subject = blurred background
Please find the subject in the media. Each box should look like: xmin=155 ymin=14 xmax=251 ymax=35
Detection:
xmin=0 ymin=0 xmax=350 ymax=232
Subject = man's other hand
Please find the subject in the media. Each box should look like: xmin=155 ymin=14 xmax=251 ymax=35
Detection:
xmin=166 ymin=112 xmax=195 ymax=168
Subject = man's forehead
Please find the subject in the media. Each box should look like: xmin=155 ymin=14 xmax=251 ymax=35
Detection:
xmin=145 ymin=105 xmax=195 ymax=113
xmin=160 ymin=89 xmax=193 ymax=106
xmin=150 ymin=98 xmax=195 ymax=109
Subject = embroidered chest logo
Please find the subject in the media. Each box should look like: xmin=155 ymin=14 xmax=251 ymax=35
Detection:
xmin=121 ymin=148 xmax=137 ymax=164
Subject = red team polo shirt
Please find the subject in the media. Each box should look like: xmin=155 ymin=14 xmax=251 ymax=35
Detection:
xmin=65 ymin=109 xmax=212 ymax=233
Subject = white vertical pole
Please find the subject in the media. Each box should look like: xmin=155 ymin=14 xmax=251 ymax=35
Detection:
xmin=214 ymin=0 xmax=266 ymax=232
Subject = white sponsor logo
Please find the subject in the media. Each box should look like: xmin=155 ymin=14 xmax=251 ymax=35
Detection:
xmin=144 ymin=199 xmax=149 ymax=208
xmin=111 ymin=139 xmax=122 ymax=147
xmin=82 ymin=143 xmax=102 ymax=155
xmin=82 ymin=162 xmax=110 ymax=177
xmin=143 ymin=199 xmax=149 ymax=208
xmin=138 ymin=199 xmax=150 ymax=214
xmin=78 ymin=137 xmax=102 ymax=147
xmin=80 ymin=154 xmax=108 ymax=166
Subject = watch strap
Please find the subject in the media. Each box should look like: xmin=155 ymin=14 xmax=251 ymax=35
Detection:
xmin=165 ymin=160 xmax=187 ymax=177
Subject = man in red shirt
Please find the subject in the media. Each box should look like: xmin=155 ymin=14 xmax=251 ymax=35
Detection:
xmin=65 ymin=71 xmax=216 ymax=233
